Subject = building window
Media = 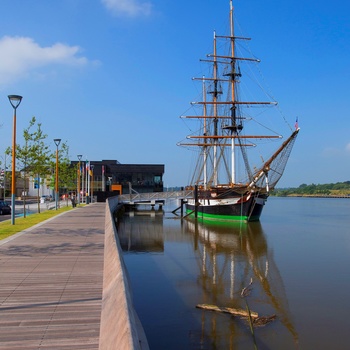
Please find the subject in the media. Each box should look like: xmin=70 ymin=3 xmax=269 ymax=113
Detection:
xmin=154 ymin=175 xmax=161 ymax=184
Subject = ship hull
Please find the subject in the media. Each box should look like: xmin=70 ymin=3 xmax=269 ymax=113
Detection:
xmin=185 ymin=192 xmax=268 ymax=222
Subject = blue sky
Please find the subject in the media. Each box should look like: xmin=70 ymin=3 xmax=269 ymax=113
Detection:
xmin=0 ymin=0 xmax=350 ymax=188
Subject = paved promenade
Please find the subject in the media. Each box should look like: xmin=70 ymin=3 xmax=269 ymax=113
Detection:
xmin=0 ymin=203 xmax=106 ymax=349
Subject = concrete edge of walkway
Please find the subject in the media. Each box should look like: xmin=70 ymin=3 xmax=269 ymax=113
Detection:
xmin=99 ymin=197 xmax=149 ymax=350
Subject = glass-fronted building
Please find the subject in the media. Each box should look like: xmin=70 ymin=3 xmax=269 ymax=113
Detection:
xmin=72 ymin=159 xmax=164 ymax=197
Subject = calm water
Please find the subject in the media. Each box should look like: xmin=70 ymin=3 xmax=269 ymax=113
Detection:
xmin=117 ymin=197 xmax=350 ymax=349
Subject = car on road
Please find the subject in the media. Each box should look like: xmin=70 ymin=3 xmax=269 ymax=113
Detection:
xmin=0 ymin=201 xmax=11 ymax=215
xmin=40 ymin=195 xmax=53 ymax=203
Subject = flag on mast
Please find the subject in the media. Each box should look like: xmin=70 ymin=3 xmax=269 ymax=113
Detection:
xmin=295 ymin=117 xmax=299 ymax=130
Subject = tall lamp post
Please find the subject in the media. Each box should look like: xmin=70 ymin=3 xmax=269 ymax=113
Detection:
xmin=77 ymin=155 xmax=82 ymax=205
xmin=82 ymin=161 xmax=85 ymax=204
xmin=87 ymin=162 xmax=89 ymax=202
xmin=90 ymin=165 xmax=94 ymax=202
xmin=8 ymin=95 xmax=23 ymax=225
xmin=54 ymin=139 xmax=61 ymax=210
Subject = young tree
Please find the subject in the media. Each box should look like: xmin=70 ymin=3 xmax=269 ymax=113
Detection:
xmin=16 ymin=117 xmax=51 ymax=213
xmin=16 ymin=118 xmax=40 ymax=217
xmin=49 ymin=141 xmax=77 ymax=206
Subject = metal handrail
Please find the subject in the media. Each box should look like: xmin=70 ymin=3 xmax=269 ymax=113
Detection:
xmin=119 ymin=190 xmax=193 ymax=203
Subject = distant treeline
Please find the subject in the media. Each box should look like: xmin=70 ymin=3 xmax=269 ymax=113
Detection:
xmin=272 ymin=181 xmax=350 ymax=197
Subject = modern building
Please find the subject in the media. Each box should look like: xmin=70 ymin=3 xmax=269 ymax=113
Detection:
xmin=8 ymin=160 xmax=164 ymax=201
xmin=71 ymin=159 xmax=164 ymax=201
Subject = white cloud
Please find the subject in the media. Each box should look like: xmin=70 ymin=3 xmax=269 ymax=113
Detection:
xmin=101 ymin=0 xmax=153 ymax=17
xmin=0 ymin=36 xmax=89 ymax=86
xmin=322 ymin=143 xmax=350 ymax=157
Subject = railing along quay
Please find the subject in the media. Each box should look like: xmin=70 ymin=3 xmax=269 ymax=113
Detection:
xmin=118 ymin=190 xmax=194 ymax=204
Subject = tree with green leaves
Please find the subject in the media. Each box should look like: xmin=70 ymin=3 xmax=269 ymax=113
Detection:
xmin=16 ymin=133 xmax=30 ymax=217
xmin=16 ymin=117 xmax=51 ymax=214
xmin=49 ymin=141 xmax=77 ymax=206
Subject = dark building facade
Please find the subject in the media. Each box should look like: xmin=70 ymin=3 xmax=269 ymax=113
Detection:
xmin=71 ymin=159 xmax=164 ymax=198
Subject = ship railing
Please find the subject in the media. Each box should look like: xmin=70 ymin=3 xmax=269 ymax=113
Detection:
xmin=119 ymin=190 xmax=193 ymax=204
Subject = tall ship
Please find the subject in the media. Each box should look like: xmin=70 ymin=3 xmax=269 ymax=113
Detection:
xmin=178 ymin=1 xmax=300 ymax=222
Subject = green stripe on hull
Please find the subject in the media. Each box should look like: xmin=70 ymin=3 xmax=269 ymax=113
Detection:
xmin=186 ymin=209 xmax=254 ymax=222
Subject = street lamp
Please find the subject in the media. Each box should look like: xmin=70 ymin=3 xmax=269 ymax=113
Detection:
xmin=54 ymin=138 xmax=61 ymax=210
xmin=8 ymin=95 xmax=22 ymax=225
xmin=77 ymin=154 xmax=82 ymax=205
xmin=90 ymin=164 xmax=94 ymax=202
xmin=85 ymin=160 xmax=89 ymax=204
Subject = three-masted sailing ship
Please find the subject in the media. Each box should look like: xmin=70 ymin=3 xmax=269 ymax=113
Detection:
xmin=178 ymin=0 xmax=300 ymax=222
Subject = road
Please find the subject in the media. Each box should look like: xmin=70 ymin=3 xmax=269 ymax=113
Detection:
xmin=0 ymin=199 xmax=72 ymax=222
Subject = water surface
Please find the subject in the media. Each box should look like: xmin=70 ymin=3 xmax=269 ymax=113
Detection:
xmin=118 ymin=197 xmax=350 ymax=349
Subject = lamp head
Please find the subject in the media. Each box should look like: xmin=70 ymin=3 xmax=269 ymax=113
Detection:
xmin=8 ymin=95 xmax=23 ymax=109
xmin=54 ymin=138 xmax=61 ymax=147
xmin=77 ymin=154 xmax=82 ymax=161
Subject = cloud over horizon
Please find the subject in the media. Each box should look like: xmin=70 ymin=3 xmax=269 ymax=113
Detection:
xmin=101 ymin=0 xmax=153 ymax=17
xmin=0 ymin=36 xmax=89 ymax=86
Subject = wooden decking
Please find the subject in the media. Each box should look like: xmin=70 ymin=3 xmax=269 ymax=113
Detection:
xmin=0 ymin=203 xmax=106 ymax=349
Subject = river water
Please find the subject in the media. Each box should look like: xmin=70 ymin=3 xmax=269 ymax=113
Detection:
xmin=117 ymin=197 xmax=350 ymax=349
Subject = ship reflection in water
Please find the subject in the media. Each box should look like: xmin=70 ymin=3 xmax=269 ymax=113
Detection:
xmin=118 ymin=206 xmax=298 ymax=349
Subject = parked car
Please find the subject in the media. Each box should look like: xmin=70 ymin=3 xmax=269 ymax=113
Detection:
xmin=0 ymin=201 xmax=11 ymax=215
xmin=40 ymin=195 xmax=53 ymax=203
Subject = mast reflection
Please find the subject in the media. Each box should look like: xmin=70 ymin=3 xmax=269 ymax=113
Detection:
xmin=184 ymin=219 xmax=298 ymax=347
xmin=118 ymin=207 xmax=298 ymax=348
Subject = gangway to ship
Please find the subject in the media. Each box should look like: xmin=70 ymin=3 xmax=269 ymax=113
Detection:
xmin=118 ymin=189 xmax=193 ymax=209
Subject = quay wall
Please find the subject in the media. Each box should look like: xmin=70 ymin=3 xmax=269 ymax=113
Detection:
xmin=99 ymin=197 xmax=149 ymax=350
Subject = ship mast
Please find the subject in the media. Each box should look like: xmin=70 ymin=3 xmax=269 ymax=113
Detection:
xmin=202 ymin=76 xmax=208 ymax=189
xmin=179 ymin=0 xmax=285 ymax=189
xmin=229 ymin=0 xmax=236 ymax=185
xmin=212 ymin=31 xmax=219 ymax=186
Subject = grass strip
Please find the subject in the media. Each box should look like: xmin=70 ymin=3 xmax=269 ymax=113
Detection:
xmin=0 ymin=206 xmax=73 ymax=240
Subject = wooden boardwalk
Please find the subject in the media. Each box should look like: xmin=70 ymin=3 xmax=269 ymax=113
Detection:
xmin=0 ymin=203 xmax=106 ymax=350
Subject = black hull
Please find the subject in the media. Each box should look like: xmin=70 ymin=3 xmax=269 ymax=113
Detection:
xmin=186 ymin=194 xmax=267 ymax=222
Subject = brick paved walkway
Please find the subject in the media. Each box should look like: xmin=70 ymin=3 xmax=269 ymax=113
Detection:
xmin=0 ymin=203 xmax=105 ymax=350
